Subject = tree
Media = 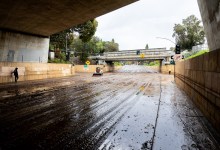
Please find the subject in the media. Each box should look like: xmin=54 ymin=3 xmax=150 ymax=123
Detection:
xmin=49 ymin=30 xmax=74 ymax=50
xmin=50 ymin=19 xmax=98 ymax=50
xmin=103 ymin=39 xmax=119 ymax=52
xmin=170 ymin=47 xmax=175 ymax=51
xmin=172 ymin=15 xmax=205 ymax=50
xmin=73 ymin=19 xmax=98 ymax=43
xmin=69 ymin=36 xmax=119 ymax=63
xmin=145 ymin=44 xmax=149 ymax=49
xmin=96 ymin=40 xmax=105 ymax=54
xmin=50 ymin=18 xmax=119 ymax=63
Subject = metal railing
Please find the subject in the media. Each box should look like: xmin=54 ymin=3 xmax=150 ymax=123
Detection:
xmin=89 ymin=49 xmax=173 ymax=61
xmin=103 ymin=50 xmax=172 ymax=57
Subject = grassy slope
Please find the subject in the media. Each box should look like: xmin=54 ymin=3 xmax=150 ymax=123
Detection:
xmin=185 ymin=50 xmax=209 ymax=60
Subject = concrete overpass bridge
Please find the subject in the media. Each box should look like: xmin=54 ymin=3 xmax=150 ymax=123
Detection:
xmin=90 ymin=48 xmax=173 ymax=73
xmin=90 ymin=48 xmax=173 ymax=62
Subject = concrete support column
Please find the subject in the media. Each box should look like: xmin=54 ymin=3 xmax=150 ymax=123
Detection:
xmin=197 ymin=0 xmax=220 ymax=51
xmin=159 ymin=60 xmax=162 ymax=73
xmin=0 ymin=30 xmax=49 ymax=63
xmin=106 ymin=61 xmax=114 ymax=72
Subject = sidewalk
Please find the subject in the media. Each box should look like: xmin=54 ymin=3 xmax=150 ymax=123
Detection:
xmin=153 ymin=76 xmax=219 ymax=150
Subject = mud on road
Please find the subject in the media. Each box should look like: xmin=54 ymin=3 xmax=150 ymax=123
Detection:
xmin=0 ymin=73 xmax=219 ymax=150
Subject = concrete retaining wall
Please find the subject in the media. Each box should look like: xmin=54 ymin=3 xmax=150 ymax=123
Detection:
xmin=175 ymin=50 xmax=220 ymax=132
xmin=0 ymin=62 xmax=74 ymax=83
xmin=74 ymin=65 xmax=113 ymax=73
xmin=0 ymin=63 xmax=116 ymax=83
xmin=114 ymin=66 xmax=123 ymax=71
xmin=0 ymin=62 xmax=176 ymax=83
xmin=161 ymin=65 xmax=174 ymax=74
xmin=148 ymin=66 xmax=160 ymax=72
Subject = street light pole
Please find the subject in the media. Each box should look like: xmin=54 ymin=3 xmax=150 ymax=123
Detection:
xmin=156 ymin=37 xmax=176 ymax=78
xmin=156 ymin=37 xmax=176 ymax=44
xmin=65 ymin=34 xmax=67 ymax=54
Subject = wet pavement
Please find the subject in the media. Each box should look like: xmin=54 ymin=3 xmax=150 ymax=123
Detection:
xmin=0 ymin=69 xmax=219 ymax=149
xmin=115 ymin=65 xmax=158 ymax=73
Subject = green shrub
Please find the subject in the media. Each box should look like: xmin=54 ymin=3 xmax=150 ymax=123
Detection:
xmin=185 ymin=50 xmax=209 ymax=60
xmin=147 ymin=61 xmax=160 ymax=66
xmin=48 ymin=58 xmax=70 ymax=64
xmin=113 ymin=62 xmax=123 ymax=66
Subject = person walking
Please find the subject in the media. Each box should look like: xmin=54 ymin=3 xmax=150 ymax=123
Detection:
xmin=12 ymin=67 xmax=19 ymax=82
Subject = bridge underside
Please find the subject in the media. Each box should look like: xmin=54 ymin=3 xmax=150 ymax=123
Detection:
xmin=0 ymin=0 xmax=137 ymax=36
xmin=0 ymin=0 xmax=137 ymax=63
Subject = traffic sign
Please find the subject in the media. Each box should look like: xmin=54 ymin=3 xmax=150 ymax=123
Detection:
xmin=140 ymin=53 xmax=145 ymax=58
xmin=84 ymin=64 xmax=88 ymax=70
xmin=85 ymin=60 xmax=90 ymax=65
xmin=170 ymin=60 xmax=175 ymax=65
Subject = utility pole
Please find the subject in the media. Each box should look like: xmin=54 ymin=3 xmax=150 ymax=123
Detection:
xmin=65 ymin=34 xmax=67 ymax=54
xmin=156 ymin=37 xmax=176 ymax=78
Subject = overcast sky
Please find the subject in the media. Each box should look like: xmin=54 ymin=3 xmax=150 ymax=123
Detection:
xmin=95 ymin=0 xmax=201 ymax=50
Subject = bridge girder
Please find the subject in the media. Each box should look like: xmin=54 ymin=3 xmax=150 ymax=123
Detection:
xmin=101 ymin=58 xmax=166 ymax=61
xmin=0 ymin=0 xmax=137 ymax=36
xmin=90 ymin=56 xmax=171 ymax=62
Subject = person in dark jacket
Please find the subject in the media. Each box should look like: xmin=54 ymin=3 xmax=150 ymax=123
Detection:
xmin=12 ymin=67 xmax=19 ymax=82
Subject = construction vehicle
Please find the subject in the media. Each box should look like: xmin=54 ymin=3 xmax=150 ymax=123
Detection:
xmin=93 ymin=67 xmax=103 ymax=76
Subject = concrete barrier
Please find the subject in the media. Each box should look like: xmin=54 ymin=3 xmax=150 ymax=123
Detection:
xmin=114 ymin=66 xmax=123 ymax=71
xmin=0 ymin=62 xmax=175 ymax=83
xmin=147 ymin=66 xmax=160 ymax=72
xmin=0 ymin=62 xmax=75 ymax=83
xmin=0 ymin=63 xmax=116 ymax=83
xmin=175 ymin=50 xmax=220 ymax=132
xmin=74 ymin=65 xmax=112 ymax=73
xmin=161 ymin=65 xmax=174 ymax=74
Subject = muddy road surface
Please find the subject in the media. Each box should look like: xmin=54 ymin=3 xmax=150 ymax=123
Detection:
xmin=0 ymin=72 xmax=219 ymax=150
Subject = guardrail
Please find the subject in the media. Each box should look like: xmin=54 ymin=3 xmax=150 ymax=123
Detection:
xmin=103 ymin=50 xmax=172 ymax=57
